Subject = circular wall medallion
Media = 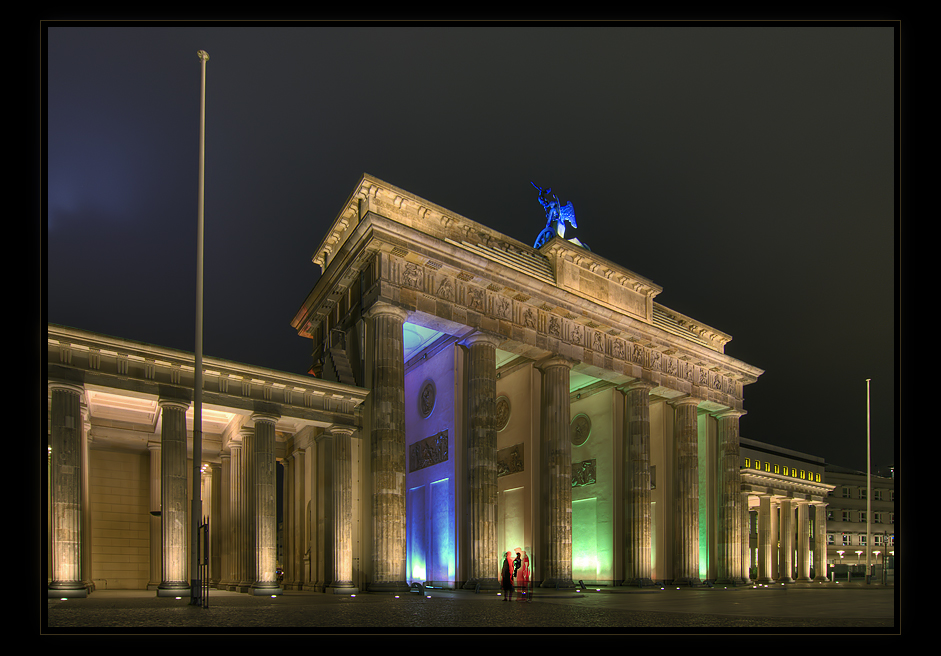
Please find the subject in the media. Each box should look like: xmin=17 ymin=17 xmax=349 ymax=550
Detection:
xmin=495 ymin=395 xmax=510 ymax=432
xmin=419 ymin=379 xmax=436 ymax=418
xmin=571 ymin=413 xmax=591 ymax=447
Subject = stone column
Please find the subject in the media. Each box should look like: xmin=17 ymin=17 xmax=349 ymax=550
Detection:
xmin=364 ymin=302 xmax=410 ymax=593
xmin=209 ymin=462 xmax=222 ymax=586
xmin=462 ymin=332 xmax=502 ymax=590
xmin=48 ymin=381 xmax=87 ymax=598
xmin=237 ymin=426 xmax=254 ymax=593
xmin=292 ymin=448 xmax=306 ymax=589
xmin=283 ymin=451 xmax=294 ymax=588
xmin=250 ymin=412 xmax=282 ymax=595
xmin=715 ymin=409 xmax=746 ymax=584
xmin=538 ymin=356 xmax=575 ymax=589
xmin=796 ymin=501 xmax=812 ymax=582
xmin=669 ymin=396 xmax=701 ymax=586
xmin=622 ymin=380 xmax=654 ymax=587
xmin=326 ymin=426 xmax=358 ymax=593
xmin=147 ymin=442 xmax=162 ymax=590
xmin=757 ymin=494 xmax=774 ymax=583
xmin=813 ymin=502 xmax=829 ymax=582
xmin=226 ymin=438 xmax=243 ymax=591
xmin=157 ymin=398 xmax=190 ymax=596
xmin=218 ymin=452 xmax=230 ymax=589
xmin=777 ymin=498 xmax=794 ymax=583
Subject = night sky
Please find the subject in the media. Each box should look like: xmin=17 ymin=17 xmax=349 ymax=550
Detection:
xmin=44 ymin=24 xmax=898 ymax=474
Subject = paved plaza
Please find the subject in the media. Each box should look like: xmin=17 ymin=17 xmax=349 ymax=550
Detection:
xmin=45 ymin=582 xmax=897 ymax=633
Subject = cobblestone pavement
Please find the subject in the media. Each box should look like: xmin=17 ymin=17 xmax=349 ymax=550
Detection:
xmin=45 ymin=583 xmax=897 ymax=633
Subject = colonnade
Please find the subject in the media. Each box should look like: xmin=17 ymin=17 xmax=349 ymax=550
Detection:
xmin=754 ymin=495 xmax=829 ymax=583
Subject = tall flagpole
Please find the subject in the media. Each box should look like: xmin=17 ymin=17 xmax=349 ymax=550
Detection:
xmin=866 ymin=378 xmax=871 ymax=583
xmin=192 ymin=49 xmax=209 ymax=605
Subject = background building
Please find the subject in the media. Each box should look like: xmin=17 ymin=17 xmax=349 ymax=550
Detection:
xmin=824 ymin=464 xmax=895 ymax=582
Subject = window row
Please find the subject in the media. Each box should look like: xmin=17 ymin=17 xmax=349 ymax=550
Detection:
xmin=828 ymin=533 xmax=895 ymax=547
xmin=743 ymin=458 xmax=821 ymax=482
xmin=828 ymin=510 xmax=894 ymax=524
xmin=840 ymin=486 xmax=894 ymax=501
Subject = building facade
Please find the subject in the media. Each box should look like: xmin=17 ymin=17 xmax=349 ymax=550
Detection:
xmin=739 ymin=439 xmax=832 ymax=583
xmin=824 ymin=465 xmax=895 ymax=579
xmin=46 ymin=324 xmax=367 ymax=597
xmin=47 ymin=174 xmax=773 ymax=596
xmin=289 ymin=174 xmax=764 ymax=591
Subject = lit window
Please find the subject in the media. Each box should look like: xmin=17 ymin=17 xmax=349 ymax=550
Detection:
xmin=815 ymin=473 xmax=821 ymax=482
xmin=800 ymin=470 xmax=806 ymax=480
xmin=755 ymin=460 xmax=761 ymax=470
xmin=744 ymin=458 xmax=750 ymax=468
xmin=765 ymin=462 xmax=771 ymax=472
xmin=774 ymin=464 xmax=780 ymax=474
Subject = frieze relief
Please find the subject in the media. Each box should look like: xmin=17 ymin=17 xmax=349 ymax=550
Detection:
xmin=497 ymin=443 xmax=524 ymax=477
xmin=572 ymin=459 xmax=597 ymax=487
xmin=409 ymin=430 xmax=449 ymax=473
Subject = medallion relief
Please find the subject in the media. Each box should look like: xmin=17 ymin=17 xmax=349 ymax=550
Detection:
xmin=495 ymin=395 xmax=510 ymax=432
xmin=419 ymin=379 xmax=436 ymax=418
xmin=571 ymin=413 xmax=591 ymax=447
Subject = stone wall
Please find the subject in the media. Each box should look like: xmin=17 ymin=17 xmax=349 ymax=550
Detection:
xmin=89 ymin=449 xmax=151 ymax=589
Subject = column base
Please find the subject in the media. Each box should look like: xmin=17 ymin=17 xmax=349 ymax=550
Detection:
xmin=540 ymin=578 xmax=576 ymax=589
xmin=672 ymin=577 xmax=703 ymax=587
xmin=156 ymin=583 xmax=190 ymax=597
xmin=249 ymin=581 xmax=284 ymax=597
xmin=367 ymin=581 xmax=411 ymax=593
xmin=48 ymin=583 xmax=88 ymax=599
xmin=463 ymin=578 xmax=500 ymax=591
xmin=327 ymin=584 xmax=359 ymax=594
xmin=622 ymin=578 xmax=656 ymax=587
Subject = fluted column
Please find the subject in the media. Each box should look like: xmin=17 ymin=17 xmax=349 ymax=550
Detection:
xmin=48 ymin=381 xmax=88 ymax=598
xmin=796 ymin=502 xmax=812 ymax=581
xmin=218 ymin=452 xmax=230 ymax=589
xmin=622 ymin=380 xmax=654 ymax=587
xmin=538 ymin=355 xmax=575 ymax=589
xmin=715 ymin=408 xmax=746 ymax=584
xmin=326 ymin=426 xmax=358 ymax=593
xmin=209 ymin=462 xmax=222 ymax=586
xmin=813 ymin=502 xmax=829 ymax=582
xmin=757 ymin=495 xmax=774 ymax=583
xmin=237 ymin=427 xmax=254 ymax=592
xmin=226 ymin=439 xmax=243 ymax=591
xmin=364 ymin=302 xmax=410 ymax=593
xmin=462 ymin=332 xmax=502 ymax=590
xmin=157 ymin=398 xmax=190 ymax=596
xmin=147 ymin=443 xmax=162 ymax=590
xmin=250 ymin=412 xmax=282 ymax=595
xmin=669 ymin=396 xmax=701 ymax=585
xmin=292 ymin=448 xmax=306 ymax=589
xmin=777 ymin=498 xmax=795 ymax=583
xmin=283 ymin=451 xmax=294 ymax=588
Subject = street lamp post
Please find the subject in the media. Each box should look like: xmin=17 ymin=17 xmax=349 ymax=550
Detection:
xmin=192 ymin=49 xmax=209 ymax=606
xmin=866 ymin=378 xmax=872 ymax=584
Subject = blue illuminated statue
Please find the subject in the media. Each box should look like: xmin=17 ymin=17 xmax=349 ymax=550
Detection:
xmin=532 ymin=182 xmax=586 ymax=249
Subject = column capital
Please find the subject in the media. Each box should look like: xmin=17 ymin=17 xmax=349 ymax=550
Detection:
xmin=363 ymin=300 xmax=410 ymax=323
xmin=48 ymin=380 xmax=85 ymax=396
xmin=535 ymin=354 xmax=576 ymax=372
xmin=157 ymin=398 xmax=190 ymax=413
xmin=667 ymin=394 xmax=702 ymax=408
xmin=459 ymin=330 xmax=503 ymax=349
xmin=618 ymin=378 xmax=654 ymax=394
xmin=250 ymin=411 xmax=280 ymax=426
xmin=712 ymin=407 xmax=746 ymax=420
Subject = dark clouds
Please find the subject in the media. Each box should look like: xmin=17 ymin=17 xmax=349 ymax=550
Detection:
xmin=44 ymin=23 xmax=897 ymax=472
